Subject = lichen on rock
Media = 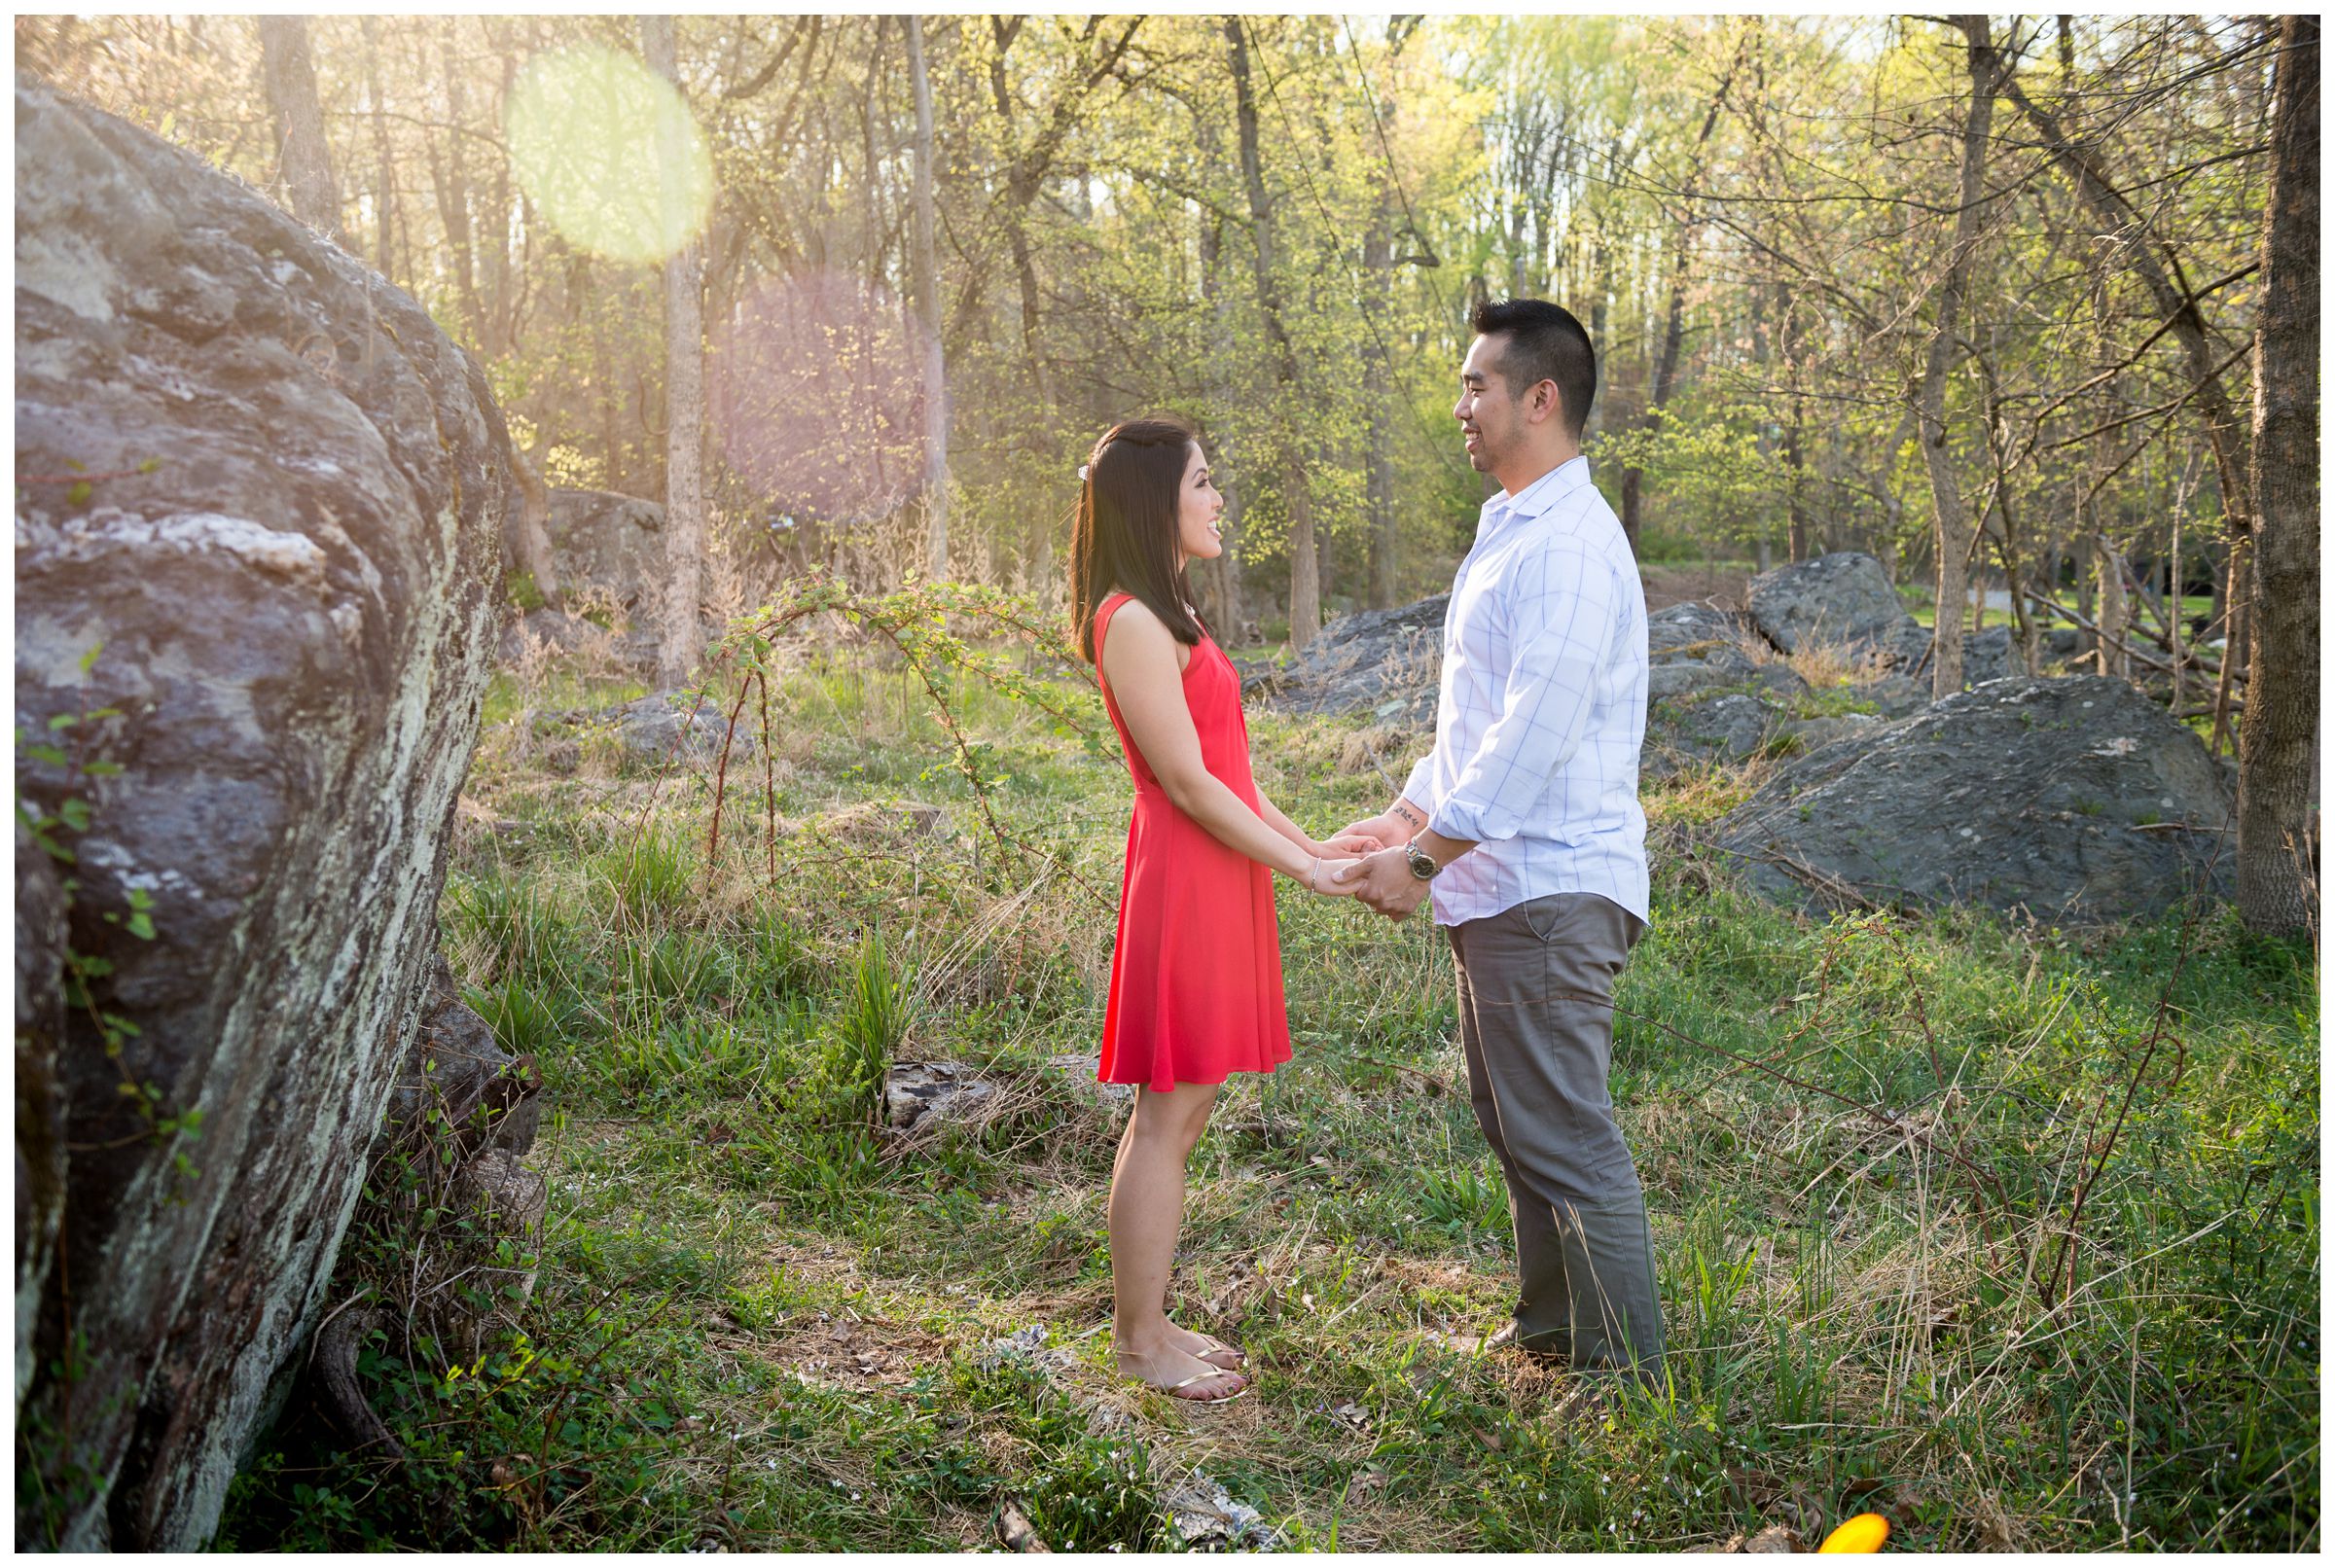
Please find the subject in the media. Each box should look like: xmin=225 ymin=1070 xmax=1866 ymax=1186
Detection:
xmin=14 ymin=78 xmax=514 ymax=1549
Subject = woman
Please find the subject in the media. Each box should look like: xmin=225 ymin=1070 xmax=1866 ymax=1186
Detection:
xmin=1070 ymin=416 xmax=1375 ymax=1405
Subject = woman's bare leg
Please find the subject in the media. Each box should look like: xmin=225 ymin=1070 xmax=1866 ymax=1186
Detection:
xmin=1108 ymin=1081 xmax=1242 ymax=1397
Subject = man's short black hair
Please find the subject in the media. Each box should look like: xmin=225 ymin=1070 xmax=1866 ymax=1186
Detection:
xmin=1470 ymin=298 xmax=1597 ymax=440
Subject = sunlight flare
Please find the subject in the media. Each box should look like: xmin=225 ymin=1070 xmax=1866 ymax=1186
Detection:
xmin=505 ymin=44 xmax=711 ymax=265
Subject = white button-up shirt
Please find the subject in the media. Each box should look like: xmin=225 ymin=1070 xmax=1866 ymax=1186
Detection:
xmin=1400 ymin=454 xmax=1650 ymax=926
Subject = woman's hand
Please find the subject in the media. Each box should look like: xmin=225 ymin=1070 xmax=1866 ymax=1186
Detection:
xmin=1320 ymin=831 xmax=1384 ymax=858
xmin=1306 ymin=856 xmax=1366 ymax=896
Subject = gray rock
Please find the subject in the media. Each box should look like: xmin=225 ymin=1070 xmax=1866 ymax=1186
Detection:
xmin=497 ymin=607 xmax=600 ymax=663
xmin=382 ymin=956 xmax=542 ymax=1161
xmin=1046 ymin=1052 xmax=1134 ymax=1104
xmin=2045 ymin=626 xmax=2083 ymax=658
xmin=1842 ymin=674 xmax=1933 ymax=719
xmin=1964 ymin=625 xmax=2028 ymax=684
xmin=16 ymin=823 xmax=70 ymax=1411
xmin=1648 ymin=600 xmax=1749 ymax=657
xmin=1874 ymin=621 xmax=2029 ymax=684
xmin=1711 ymin=676 xmax=2236 ymax=921
xmin=882 ymin=1061 xmax=998 ymax=1131
xmin=1646 ymin=693 xmax=1780 ymax=781
xmin=1746 ymin=552 xmax=1915 ymax=655
xmin=1256 ymin=595 xmax=1447 ymax=723
xmin=13 ymin=81 xmax=510 ymax=1549
xmin=617 ymin=689 xmax=755 ymax=764
xmin=544 ymin=487 xmax=665 ymax=611
xmin=1647 ymin=602 xmax=1761 ymax=700
xmin=1778 ymin=712 xmax=1884 ymax=756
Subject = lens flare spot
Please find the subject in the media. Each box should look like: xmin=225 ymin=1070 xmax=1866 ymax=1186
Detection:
xmin=506 ymin=45 xmax=711 ymax=265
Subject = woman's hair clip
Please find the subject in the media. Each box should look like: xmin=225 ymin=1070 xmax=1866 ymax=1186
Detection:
xmin=1077 ymin=464 xmax=1090 ymax=481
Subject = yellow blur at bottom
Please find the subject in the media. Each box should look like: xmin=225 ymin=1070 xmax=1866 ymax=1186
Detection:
xmin=1817 ymin=1513 xmax=1891 ymax=1552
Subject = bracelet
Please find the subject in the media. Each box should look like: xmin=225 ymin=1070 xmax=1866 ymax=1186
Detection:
xmin=1308 ymin=854 xmax=1320 ymax=892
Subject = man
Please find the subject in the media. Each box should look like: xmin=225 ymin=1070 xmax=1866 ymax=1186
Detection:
xmin=1333 ymin=298 xmax=1662 ymax=1379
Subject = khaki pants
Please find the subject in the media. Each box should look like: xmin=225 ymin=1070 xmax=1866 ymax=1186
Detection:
xmin=1449 ymin=891 xmax=1665 ymax=1378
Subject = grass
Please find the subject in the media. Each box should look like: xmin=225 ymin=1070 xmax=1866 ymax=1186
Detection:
xmin=216 ymin=620 xmax=2318 ymax=1552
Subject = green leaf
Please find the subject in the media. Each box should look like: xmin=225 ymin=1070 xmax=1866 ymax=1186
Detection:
xmin=25 ymin=744 xmax=70 ymax=767
xmin=57 ymin=799 xmax=92 ymax=831
xmin=137 ymin=457 xmax=162 ymax=474
xmin=79 ymin=642 xmax=105 ymax=674
xmin=66 ymin=481 xmax=92 ymax=507
xmin=126 ymin=912 xmax=157 ymax=941
xmin=48 ymin=713 xmax=79 ymax=731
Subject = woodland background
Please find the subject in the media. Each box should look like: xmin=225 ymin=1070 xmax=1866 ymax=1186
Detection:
xmin=19 ymin=14 xmax=2305 ymax=676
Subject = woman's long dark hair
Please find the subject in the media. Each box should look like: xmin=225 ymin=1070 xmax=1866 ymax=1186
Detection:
xmin=1068 ymin=416 xmax=1208 ymax=663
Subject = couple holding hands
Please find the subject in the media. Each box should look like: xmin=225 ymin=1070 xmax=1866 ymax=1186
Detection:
xmin=1071 ymin=299 xmax=1664 ymax=1405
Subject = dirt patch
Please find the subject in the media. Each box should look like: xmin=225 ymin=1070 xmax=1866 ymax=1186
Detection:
xmin=761 ymin=1309 xmax=955 ymax=1390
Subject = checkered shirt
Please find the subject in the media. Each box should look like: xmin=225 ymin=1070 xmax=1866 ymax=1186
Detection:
xmin=1399 ymin=455 xmax=1650 ymax=926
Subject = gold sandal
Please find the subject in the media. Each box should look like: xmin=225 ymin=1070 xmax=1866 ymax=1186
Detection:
xmin=1162 ymin=1370 xmax=1247 ymax=1405
xmin=1119 ymin=1352 xmax=1249 ymax=1405
xmin=1188 ymin=1330 xmax=1246 ymax=1371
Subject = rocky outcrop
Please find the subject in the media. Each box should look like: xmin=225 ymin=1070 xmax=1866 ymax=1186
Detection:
xmin=1874 ymin=621 xmax=2027 ymax=685
xmin=496 ymin=607 xmax=660 ymax=673
xmin=544 ymin=486 xmax=665 ymax=610
xmin=1745 ymin=551 xmax=1913 ymax=655
xmin=14 ymin=80 xmax=511 ymax=1549
xmin=1709 ymin=676 xmax=2235 ymax=921
xmin=617 ymin=689 xmax=756 ymax=764
xmin=1746 ymin=552 xmax=2028 ymax=686
xmin=1647 ymin=601 xmax=1761 ymax=701
xmin=1243 ymin=594 xmax=1446 ymax=724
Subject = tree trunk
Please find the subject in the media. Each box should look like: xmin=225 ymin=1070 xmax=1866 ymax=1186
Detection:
xmin=359 ymin=18 xmax=397 ymax=276
xmin=485 ymin=38 xmax=519 ymax=359
xmin=1917 ymin=17 xmax=1999 ymax=699
xmin=257 ymin=17 xmax=345 ymax=243
xmin=644 ymin=15 xmax=706 ymax=688
xmin=1226 ymin=17 xmax=1317 ymax=650
xmin=431 ymin=18 xmax=485 ymax=348
xmin=508 ymin=446 xmax=560 ymax=607
xmin=1364 ymin=217 xmax=1398 ymax=607
xmin=2237 ymin=14 xmax=2319 ymax=935
xmin=2094 ymin=531 xmax=2131 ymax=680
xmin=1617 ymin=33 xmax=1744 ymax=556
xmin=1196 ymin=195 xmax=1246 ymax=641
xmin=905 ymin=15 xmax=950 ymax=581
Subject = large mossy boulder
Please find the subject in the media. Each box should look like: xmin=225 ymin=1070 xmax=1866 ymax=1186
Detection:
xmin=1709 ymin=676 xmax=2235 ymax=921
xmin=14 ymin=80 xmax=512 ymax=1549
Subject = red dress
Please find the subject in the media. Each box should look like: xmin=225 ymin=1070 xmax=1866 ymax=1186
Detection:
xmin=1093 ymin=592 xmax=1293 ymax=1090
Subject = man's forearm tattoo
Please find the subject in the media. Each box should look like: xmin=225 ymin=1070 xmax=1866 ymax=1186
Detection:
xmin=1391 ymin=801 xmax=1426 ymax=834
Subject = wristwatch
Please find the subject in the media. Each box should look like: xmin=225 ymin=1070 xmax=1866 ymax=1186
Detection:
xmin=1402 ymin=837 xmax=1441 ymax=880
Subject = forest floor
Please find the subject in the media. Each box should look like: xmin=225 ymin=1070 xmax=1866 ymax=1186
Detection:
xmin=219 ymin=609 xmax=2317 ymax=1552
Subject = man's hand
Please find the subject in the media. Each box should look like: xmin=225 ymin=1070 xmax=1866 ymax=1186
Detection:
xmin=1334 ymin=845 xmax=1430 ymax=919
xmin=1332 ymin=813 xmax=1401 ymax=849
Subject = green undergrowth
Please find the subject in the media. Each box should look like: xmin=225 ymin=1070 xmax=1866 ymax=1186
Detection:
xmin=216 ymin=631 xmax=2317 ymax=1552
